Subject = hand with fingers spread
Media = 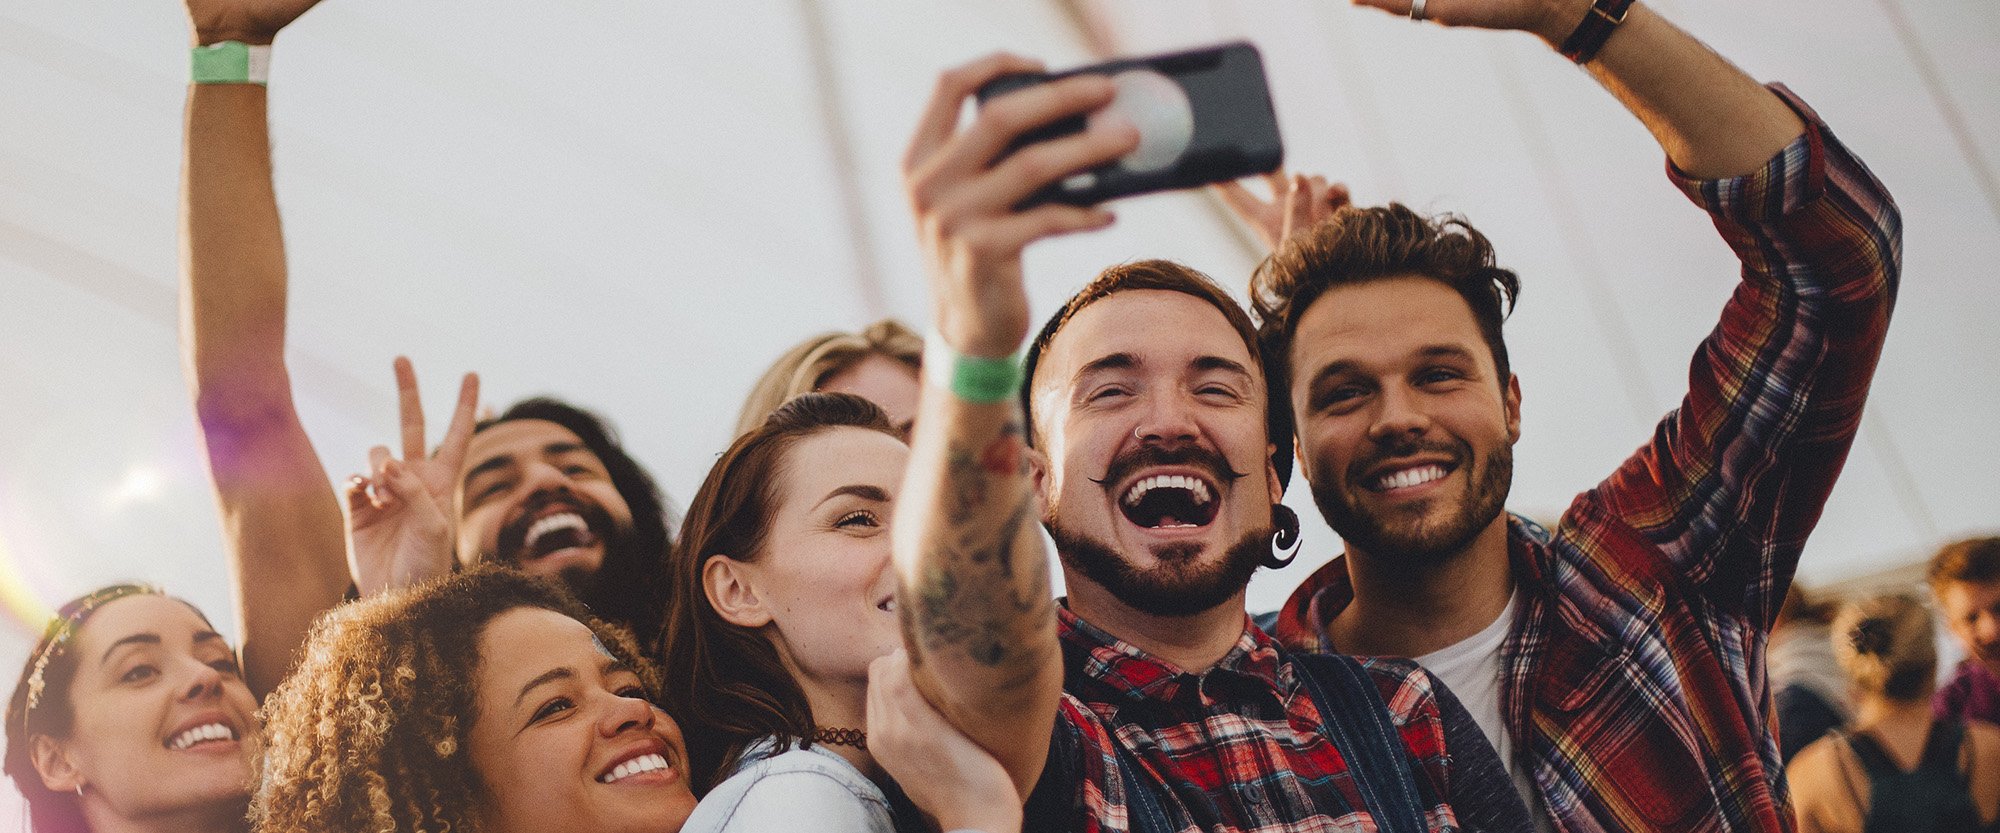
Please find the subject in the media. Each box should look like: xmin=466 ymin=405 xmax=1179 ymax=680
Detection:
xmin=868 ymin=650 xmax=1023 ymax=833
xmin=1215 ymin=171 xmax=1353 ymax=253
xmin=903 ymin=53 xmax=1140 ymax=358
xmin=1353 ymin=0 xmax=1597 ymax=45
xmin=345 ymin=357 xmax=480 ymax=597
xmin=184 ymin=0 xmax=324 ymax=45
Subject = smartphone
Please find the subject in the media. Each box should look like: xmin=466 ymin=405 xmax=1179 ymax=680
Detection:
xmin=976 ymin=41 xmax=1284 ymax=207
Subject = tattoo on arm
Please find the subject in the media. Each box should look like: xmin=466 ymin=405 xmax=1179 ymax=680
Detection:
xmin=907 ymin=418 xmax=1053 ymax=673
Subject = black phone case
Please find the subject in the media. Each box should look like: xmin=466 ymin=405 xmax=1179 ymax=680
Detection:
xmin=976 ymin=42 xmax=1283 ymax=207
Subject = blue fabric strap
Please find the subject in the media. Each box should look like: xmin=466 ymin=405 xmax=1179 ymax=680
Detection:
xmin=1290 ymin=652 xmax=1431 ymax=833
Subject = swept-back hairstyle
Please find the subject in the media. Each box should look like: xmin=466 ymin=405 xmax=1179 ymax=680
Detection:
xmin=4 ymin=585 xmax=198 ymax=833
xmin=477 ymin=397 xmax=676 ymax=649
xmin=1928 ymin=535 xmax=2000 ymax=590
xmin=1020 ymin=259 xmax=1294 ymax=489
xmin=735 ymin=319 xmax=924 ymax=437
xmin=253 ymin=567 xmax=658 ymax=833
xmin=1830 ymin=593 xmax=1937 ymax=701
xmin=661 ymin=392 xmax=897 ymax=793
xmin=1251 ymin=203 xmax=1521 ymax=407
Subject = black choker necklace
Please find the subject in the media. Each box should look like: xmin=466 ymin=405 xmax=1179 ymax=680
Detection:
xmin=812 ymin=727 xmax=867 ymax=750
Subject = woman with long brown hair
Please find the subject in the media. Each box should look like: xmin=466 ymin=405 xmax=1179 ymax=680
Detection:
xmin=664 ymin=392 xmax=981 ymax=832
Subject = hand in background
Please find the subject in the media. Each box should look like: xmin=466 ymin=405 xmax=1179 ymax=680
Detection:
xmin=185 ymin=0 xmax=325 ymax=46
xmin=1215 ymin=171 xmax=1352 ymax=253
xmin=345 ymin=358 xmax=478 ymax=597
xmin=868 ymin=650 xmax=1023 ymax=833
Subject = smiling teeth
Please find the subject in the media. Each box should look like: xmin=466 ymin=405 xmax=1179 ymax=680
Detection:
xmin=1376 ymin=465 xmax=1446 ymax=491
xmin=1122 ymin=475 xmax=1212 ymax=506
xmin=600 ymin=753 xmax=670 ymax=784
xmin=167 ymin=723 xmax=236 ymax=750
xmin=525 ymin=513 xmax=588 ymax=549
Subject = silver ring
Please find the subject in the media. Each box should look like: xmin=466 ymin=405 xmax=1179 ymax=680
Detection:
xmin=1409 ymin=0 xmax=1428 ymax=20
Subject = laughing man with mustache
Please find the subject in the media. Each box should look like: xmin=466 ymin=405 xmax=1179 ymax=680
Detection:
xmin=885 ymin=54 xmax=1533 ymax=833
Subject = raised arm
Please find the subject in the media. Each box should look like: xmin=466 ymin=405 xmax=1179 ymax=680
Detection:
xmin=179 ymin=0 xmax=345 ymax=698
xmin=1363 ymin=0 xmax=1802 ymax=177
xmin=1360 ymin=0 xmax=1898 ymax=618
xmin=891 ymin=54 xmax=1137 ymax=795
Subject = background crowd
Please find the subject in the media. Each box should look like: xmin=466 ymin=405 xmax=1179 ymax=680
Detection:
xmin=2 ymin=0 xmax=1997 ymax=831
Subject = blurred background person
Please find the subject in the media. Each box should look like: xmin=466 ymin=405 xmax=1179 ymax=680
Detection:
xmin=1788 ymin=593 xmax=2000 ymax=833
xmin=735 ymin=320 xmax=923 ymax=439
xmin=1772 ymin=585 xmax=1852 ymax=761
xmin=4 ymin=585 xmax=258 ymax=833
xmin=1930 ymin=536 xmax=2000 ymax=727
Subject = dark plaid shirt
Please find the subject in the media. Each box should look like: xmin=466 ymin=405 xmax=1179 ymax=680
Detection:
xmin=1026 ymin=606 xmax=1524 ymax=833
xmin=1273 ymin=86 xmax=1901 ymax=833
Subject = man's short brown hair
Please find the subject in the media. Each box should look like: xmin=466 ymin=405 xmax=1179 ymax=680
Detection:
xmin=1928 ymin=535 xmax=2000 ymax=590
xmin=1251 ymin=204 xmax=1521 ymax=404
xmin=1022 ymin=259 xmax=1294 ymax=488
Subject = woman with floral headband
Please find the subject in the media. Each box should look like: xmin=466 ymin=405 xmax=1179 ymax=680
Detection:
xmin=4 ymin=585 xmax=260 ymax=833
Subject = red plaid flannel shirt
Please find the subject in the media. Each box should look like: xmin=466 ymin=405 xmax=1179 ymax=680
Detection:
xmin=1028 ymin=606 xmax=1464 ymax=832
xmin=1272 ymin=86 xmax=1900 ymax=833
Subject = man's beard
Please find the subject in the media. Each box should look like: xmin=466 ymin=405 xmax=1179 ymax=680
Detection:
xmin=1049 ymin=521 xmax=1271 ymax=617
xmin=1311 ymin=436 xmax=1512 ymax=571
xmin=487 ymin=492 xmax=627 ymax=599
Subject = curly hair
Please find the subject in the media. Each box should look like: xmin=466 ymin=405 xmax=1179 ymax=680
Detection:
xmin=661 ymin=392 xmax=897 ymax=793
xmin=734 ymin=319 xmax=924 ymax=438
xmin=1250 ymin=203 xmax=1521 ymax=409
xmin=253 ymin=568 xmax=660 ymax=833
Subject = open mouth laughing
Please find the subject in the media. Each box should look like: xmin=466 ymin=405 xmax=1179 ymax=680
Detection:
xmin=497 ymin=497 xmax=614 ymax=566
xmin=596 ymin=740 xmax=680 ymax=786
xmin=1119 ymin=473 xmax=1221 ymax=529
xmin=165 ymin=715 xmax=241 ymax=752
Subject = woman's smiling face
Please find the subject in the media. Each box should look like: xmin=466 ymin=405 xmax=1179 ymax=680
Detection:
xmin=465 ymin=606 xmax=698 ymax=833
xmin=39 ymin=594 xmax=259 ymax=822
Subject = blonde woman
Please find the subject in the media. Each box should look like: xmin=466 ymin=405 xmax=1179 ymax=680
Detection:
xmin=735 ymin=321 xmax=922 ymax=438
xmin=1789 ymin=593 xmax=2000 ymax=833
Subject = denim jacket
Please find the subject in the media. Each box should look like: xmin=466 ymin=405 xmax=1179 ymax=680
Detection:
xmin=682 ymin=736 xmax=894 ymax=833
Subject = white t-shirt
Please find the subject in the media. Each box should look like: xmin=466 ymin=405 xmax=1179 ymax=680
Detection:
xmin=1415 ymin=592 xmax=1556 ymax=833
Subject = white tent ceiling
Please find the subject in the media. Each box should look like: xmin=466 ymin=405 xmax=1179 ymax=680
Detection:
xmin=0 ymin=1 xmax=1994 ymax=811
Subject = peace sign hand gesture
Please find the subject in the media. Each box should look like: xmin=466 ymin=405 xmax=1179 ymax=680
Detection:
xmin=344 ymin=358 xmax=480 ymax=597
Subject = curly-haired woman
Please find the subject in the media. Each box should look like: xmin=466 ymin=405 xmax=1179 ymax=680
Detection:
xmin=255 ymin=564 xmax=1016 ymax=833
xmin=4 ymin=585 xmax=260 ymax=833
xmin=252 ymin=567 xmax=698 ymax=833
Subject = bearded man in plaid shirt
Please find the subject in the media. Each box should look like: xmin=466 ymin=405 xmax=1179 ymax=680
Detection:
xmin=1252 ymin=2 xmax=1900 ymax=833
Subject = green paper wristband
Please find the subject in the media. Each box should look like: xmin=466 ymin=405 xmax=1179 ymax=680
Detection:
xmin=925 ymin=331 xmax=1023 ymax=405
xmin=192 ymin=41 xmax=270 ymax=85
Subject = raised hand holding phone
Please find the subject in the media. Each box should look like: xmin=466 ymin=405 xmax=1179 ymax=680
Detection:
xmin=976 ymin=43 xmax=1284 ymax=208
xmin=903 ymin=53 xmax=1138 ymax=358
